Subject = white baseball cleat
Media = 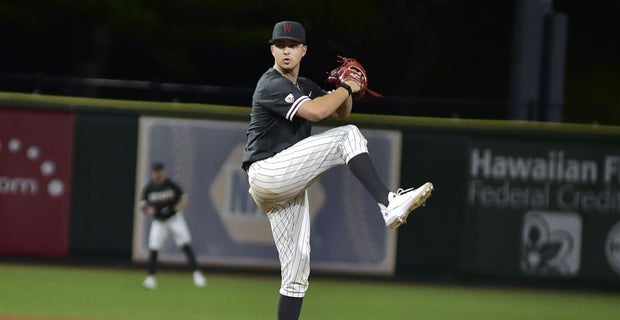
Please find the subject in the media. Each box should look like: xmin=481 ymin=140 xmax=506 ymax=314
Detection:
xmin=193 ymin=271 xmax=207 ymax=287
xmin=381 ymin=182 xmax=434 ymax=230
xmin=143 ymin=275 xmax=157 ymax=290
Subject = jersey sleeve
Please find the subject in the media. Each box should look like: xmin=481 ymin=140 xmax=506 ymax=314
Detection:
xmin=256 ymin=77 xmax=311 ymax=121
xmin=307 ymin=79 xmax=328 ymax=98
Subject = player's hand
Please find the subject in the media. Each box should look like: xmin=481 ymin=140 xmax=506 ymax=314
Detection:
xmin=343 ymin=79 xmax=362 ymax=93
xmin=146 ymin=206 xmax=156 ymax=216
xmin=326 ymin=55 xmax=382 ymax=100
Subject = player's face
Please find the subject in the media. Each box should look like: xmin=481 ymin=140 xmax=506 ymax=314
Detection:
xmin=271 ymin=40 xmax=307 ymax=72
xmin=152 ymin=169 xmax=166 ymax=184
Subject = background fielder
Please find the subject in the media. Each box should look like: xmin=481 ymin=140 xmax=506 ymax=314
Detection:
xmin=139 ymin=162 xmax=206 ymax=289
xmin=242 ymin=21 xmax=433 ymax=320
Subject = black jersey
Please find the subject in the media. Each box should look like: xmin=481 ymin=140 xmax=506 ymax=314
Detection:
xmin=141 ymin=178 xmax=184 ymax=220
xmin=242 ymin=68 xmax=327 ymax=169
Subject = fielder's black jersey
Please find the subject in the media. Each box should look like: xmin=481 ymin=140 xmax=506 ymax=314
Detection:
xmin=141 ymin=178 xmax=184 ymax=219
xmin=242 ymin=68 xmax=327 ymax=169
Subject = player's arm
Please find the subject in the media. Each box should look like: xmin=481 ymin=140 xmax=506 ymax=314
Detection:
xmin=297 ymin=80 xmax=360 ymax=122
xmin=139 ymin=188 xmax=155 ymax=215
xmin=139 ymin=201 xmax=156 ymax=216
xmin=174 ymin=194 xmax=188 ymax=212
xmin=330 ymin=91 xmax=353 ymax=120
xmin=170 ymin=182 xmax=187 ymax=212
xmin=139 ymin=200 xmax=147 ymax=212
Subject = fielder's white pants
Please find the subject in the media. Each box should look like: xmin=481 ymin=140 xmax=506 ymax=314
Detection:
xmin=247 ymin=125 xmax=368 ymax=297
xmin=148 ymin=212 xmax=192 ymax=250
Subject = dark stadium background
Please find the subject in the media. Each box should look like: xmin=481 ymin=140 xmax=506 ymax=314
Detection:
xmin=1 ymin=3 xmax=620 ymax=318
xmin=0 ymin=0 xmax=618 ymax=123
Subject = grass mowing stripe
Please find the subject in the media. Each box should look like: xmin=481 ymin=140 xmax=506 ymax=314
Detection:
xmin=1 ymin=264 xmax=618 ymax=320
xmin=0 ymin=264 xmax=275 ymax=320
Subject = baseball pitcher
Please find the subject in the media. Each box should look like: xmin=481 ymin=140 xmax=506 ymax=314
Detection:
xmin=242 ymin=21 xmax=434 ymax=319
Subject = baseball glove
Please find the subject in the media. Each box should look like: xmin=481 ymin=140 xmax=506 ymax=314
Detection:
xmin=326 ymin=55 xmax=382 ymax=100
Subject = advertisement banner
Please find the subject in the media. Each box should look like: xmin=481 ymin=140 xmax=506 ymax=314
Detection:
xmin=0 ymin=107 xmax=74 ymax=257
xmin=465 ymin=138 xmax=620 ymax=280
xmin=133 ymin=117 xmax=401 ymax=275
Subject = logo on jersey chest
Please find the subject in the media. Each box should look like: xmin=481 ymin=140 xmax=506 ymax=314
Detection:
xmin=148 ymin=189 xmax=175 ymax=203
xmin=285 ymin=93 xmax=295 ymax=104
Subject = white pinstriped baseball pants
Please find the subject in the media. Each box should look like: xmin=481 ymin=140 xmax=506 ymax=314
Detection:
xmin=247 ymin=125 xmax=368 ymax=297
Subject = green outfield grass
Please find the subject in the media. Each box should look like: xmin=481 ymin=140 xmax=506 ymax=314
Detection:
xmin=0 ymin=263 xmax=618 ymax=320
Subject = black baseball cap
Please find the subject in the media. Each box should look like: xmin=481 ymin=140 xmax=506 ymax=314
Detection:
xmin=269 ymin=21 xmax=306 ymax=44
xmin=151 ymin=162 xmax=164 ymax=171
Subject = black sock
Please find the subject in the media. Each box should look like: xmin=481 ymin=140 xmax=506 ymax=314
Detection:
xmin=278 ymin=294 xmax=303 ymax=320
xmin=181 ymin=244 xmax=198 ymax=271
xmin=348 ymin=153 xmax=390 ymax=206
xmin=148 ymin=250 xmax=158 ymax=275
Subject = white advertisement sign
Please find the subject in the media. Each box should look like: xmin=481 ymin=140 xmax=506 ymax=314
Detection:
xmin=133 ymin=117 xmax=402 ymax=275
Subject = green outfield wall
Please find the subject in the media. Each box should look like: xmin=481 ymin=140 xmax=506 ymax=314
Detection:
xmin=1 ymin=92 xmax=619 ymax=285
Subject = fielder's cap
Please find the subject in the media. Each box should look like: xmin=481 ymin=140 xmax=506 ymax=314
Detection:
xmin=269 ymin=21 xmax=306 ymax=44
xmin=151 ymin=162 xmax=164 ymax=171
